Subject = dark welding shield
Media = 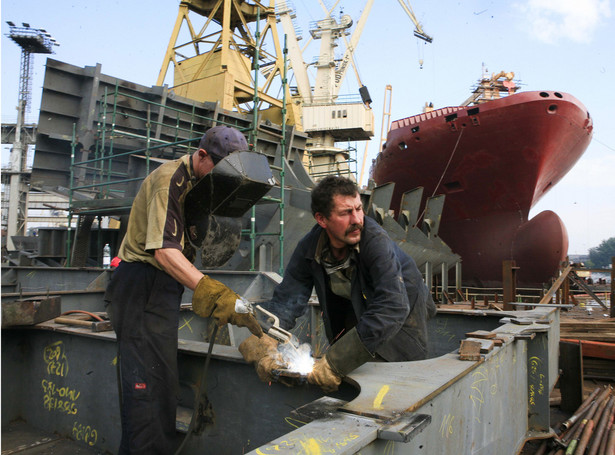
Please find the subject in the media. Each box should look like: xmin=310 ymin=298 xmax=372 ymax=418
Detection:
xmin=184 ymin=150 xmax=275 ymax=267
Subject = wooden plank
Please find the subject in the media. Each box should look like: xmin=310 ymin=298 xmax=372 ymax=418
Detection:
xmin=560 ymin=339 xmax=615 ymax=360
xmin=559 ymin=333 xmax=615 ymax=342
xmin=464 ymin=337 xmax=495 ymax=353
xmin=465 ymin=330 xmax=496 ymax=339
xmin=569 ymin=272 xmax=608 ymax=309
xmin=539 ymin=264 xmax=573 ymax=305
xmin=459 ymin=339 xmax=482 ymax=360
xmin=54 ymin=317 xmax=113 ymax=332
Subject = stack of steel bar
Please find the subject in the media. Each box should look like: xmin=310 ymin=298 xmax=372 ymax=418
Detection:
xmin=532 ymin=385 xmax=615 ymax=454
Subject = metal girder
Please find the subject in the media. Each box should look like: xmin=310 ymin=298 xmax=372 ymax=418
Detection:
xmin=247 ymin=307 xmax=559 ymax=454
xmin=1 ymin=123 xmax=37 ymax=145
xmin=1 ymin=265 xmax=560 ymax=454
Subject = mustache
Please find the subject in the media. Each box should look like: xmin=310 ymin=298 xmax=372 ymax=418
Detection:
xmin=345 ymin=223 xmax=363 ymax=235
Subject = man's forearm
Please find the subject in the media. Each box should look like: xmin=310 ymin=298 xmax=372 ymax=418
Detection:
xmin=154 ymin=247 xmax=203 ymax=290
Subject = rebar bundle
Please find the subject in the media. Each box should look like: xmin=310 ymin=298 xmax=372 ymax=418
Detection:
xmin=532 ymin=384 xmax=615 ymax=455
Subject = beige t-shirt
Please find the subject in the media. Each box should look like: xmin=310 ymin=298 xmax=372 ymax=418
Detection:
xmin=118 ymin=155 xmax=195 ymax=269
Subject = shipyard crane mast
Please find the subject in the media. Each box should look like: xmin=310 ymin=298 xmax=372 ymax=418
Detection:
xmin=275 ymin=0 xmax=375 ymax=180
xmin=396 ymin=0 xmax=432 ymax=43
xmin=3 ymin=22 xmax=57 ymax=251
xmin=157 ymin=0 xmax=299 ymax=126
xmin=274 ymin=0 xmax=431 ymax=180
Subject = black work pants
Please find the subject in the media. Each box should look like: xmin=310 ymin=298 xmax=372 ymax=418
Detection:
xmin=105 ymin=261 xmax=184 ymax=455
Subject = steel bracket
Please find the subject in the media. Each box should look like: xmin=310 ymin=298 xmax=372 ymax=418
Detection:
xmin=378 ymin=413 xmax=431 ymax=443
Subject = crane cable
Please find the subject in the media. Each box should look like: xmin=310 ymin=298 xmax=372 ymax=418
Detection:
xmin=415 ymin=127 xmax=464 ymax=227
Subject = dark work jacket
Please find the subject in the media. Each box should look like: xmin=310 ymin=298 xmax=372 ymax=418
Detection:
xmin=263 ymin=216 xmax=436 ymax=362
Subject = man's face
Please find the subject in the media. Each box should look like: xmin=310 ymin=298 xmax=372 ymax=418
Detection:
xmin=315 ymin=193 xmax=364 ymax=250
xmin=193 ymin=149 xmax=216 ymax=179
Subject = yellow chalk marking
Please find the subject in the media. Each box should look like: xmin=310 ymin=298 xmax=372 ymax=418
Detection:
xmin=285 ymin=416 xmax=307 ymax=429
xmin=299 ymin=438 xmax=322 ymax=455
xmin=373 ymin=385 xmax=390 ymax=409
xmin=179 ymin=316 xmax=194 ymax=333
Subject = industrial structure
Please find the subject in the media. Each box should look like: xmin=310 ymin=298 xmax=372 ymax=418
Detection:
xmin=2 ymin=22 xmax=58 ymax=251
xmin=3 ymin=3 xmax=606 ymax=455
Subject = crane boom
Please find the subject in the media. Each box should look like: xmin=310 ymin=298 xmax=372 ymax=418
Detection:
xmin=397 ymin=0 xmax=432 ymax=42
xmin=332 ymin=0 xmax=374 ymax=97
xmin=275 ymin=1 xmax=313 ymax=103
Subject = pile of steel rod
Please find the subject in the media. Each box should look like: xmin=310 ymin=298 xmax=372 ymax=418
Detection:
xmin=533 ymin=385 xmax=615 ymax=454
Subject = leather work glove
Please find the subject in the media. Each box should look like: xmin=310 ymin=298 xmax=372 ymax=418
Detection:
xmin=308 ymin=327 xmax=374 ymax=393
xmin=192 ymin=275 xmax=263 ymax=337
xmin=239 ymin=334 xmax=286 ymax=383
xmin=307 ymin=356 xmax=342 ymax=393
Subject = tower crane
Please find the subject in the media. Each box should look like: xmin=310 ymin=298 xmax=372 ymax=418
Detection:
xmin=397 ymin=0 xmax=433 ymax=43
xmin=275 ymin=0 xmax=431 ymax=180
xmin=156 ymin=0 xmax=431 ymax=180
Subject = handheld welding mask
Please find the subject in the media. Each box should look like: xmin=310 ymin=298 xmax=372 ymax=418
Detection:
xmin=184 ymin=127 xmax=275 ymax=267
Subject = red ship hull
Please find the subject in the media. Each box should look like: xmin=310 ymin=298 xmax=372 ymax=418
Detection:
xmin=371 ymin=91 xmax=593 ymax=286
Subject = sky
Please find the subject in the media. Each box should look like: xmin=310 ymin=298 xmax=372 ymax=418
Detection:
xmin=1 ymin=0 xmax=614 ymax=255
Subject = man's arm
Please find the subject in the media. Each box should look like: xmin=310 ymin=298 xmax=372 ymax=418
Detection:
xmin=156 ymin=247 xmax=263 ymax=336
xmin=261 ymin=238 xmax=315 ymax=330
xmin=154 ymin=247 xmax=203 ymax=291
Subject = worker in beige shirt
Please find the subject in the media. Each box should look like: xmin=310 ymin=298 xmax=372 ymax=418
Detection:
xmin=105 ymin=125 xmax=262 ymax=455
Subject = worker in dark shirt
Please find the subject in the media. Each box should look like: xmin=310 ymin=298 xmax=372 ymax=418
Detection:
xmin=105 ymin=125 xmax=262 ymax=455
xmin=241 ymin=175 xmax=436 ymax=392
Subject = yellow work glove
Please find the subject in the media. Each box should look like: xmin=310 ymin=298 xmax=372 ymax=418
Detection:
xmin=192 ymin=275 xmax=263 ymax=337
xmin=239 ymin=334 xmax=286 ymax=383
xmin=307 ymin=356 xmax=342 ymax=393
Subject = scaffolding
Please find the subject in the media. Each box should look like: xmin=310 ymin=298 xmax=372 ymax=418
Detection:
xmin=303 ymin=143 xmax=358 ymax=181
xmin=65 ymin=28 xmax=293 ymax=274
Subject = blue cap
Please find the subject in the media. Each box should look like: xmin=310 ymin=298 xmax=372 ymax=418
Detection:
xmin=199 ymin=126 xmax=248 ymax=164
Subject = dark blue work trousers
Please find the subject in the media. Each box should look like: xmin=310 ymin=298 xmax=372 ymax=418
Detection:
xmin=105 ymin=261 xmax=184 ymax=455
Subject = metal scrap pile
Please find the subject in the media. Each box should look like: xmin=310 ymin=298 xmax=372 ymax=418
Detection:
xmin=532 ymin=385 xmax=614 ymax=455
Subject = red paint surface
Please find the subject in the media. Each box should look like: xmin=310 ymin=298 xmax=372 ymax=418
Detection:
xmin=371 ymin=91 xmax=593 ymax=286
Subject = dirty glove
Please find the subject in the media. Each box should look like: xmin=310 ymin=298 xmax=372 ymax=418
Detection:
xmin=239 ymin=334 xmax=286 ymax=383
xmin=308 ymin=327 xmax=374 ymax=393
xmin=307 ymin=356 xmax=342 ymax=393
xmin=192 ymin=275 xmax=263 ymax=337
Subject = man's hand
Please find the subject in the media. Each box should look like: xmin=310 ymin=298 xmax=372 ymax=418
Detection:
xmin=239 ymin=334 xmax=286 ymax=382
xmin=192 ymin=275 xmax=263 ymax=337
xmin=307 ymin=356 xmax=342 ymax=393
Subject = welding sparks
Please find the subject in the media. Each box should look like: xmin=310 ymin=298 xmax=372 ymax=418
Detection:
xmin=278 ymin=342 xmax=314 ymax=375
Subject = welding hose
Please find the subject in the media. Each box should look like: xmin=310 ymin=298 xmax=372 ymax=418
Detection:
xmin=60 ymin=309 xmax=106 ymax=321
xmin=174 ymin=324 xmax=219 ymax=455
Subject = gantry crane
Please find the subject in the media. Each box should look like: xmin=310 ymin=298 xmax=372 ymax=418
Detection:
xmin=276 ymin=0 xmax=431 ymax=180
xmin=157 ymin=0 xmax=300 ymax=126
xmin=157 ymin=0 xmax=431 ymax=180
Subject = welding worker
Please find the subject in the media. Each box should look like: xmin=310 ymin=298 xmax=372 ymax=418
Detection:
xmin=104 ymin=125 xmax=263 ymax=455
xmin=241 ymin=175 xmax=436 ymax=393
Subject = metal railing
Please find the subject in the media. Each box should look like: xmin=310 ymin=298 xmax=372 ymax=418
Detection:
xmin=65 ymin=27 xmax=292 ymax=273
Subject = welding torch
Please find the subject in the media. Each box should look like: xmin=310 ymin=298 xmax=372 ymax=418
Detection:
xmin=235 ymin=297 xmax=299 ymax=346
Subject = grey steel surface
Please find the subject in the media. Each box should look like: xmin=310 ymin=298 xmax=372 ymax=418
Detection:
xmin=2 ymin=419 xmax=106 ymax=454
xmin=32 ymin=58 xmax=308 ymax=196
xmin=247 ymin=307 xmax=559 ymax=455
xmin=2 ymin=287 xmax=560 ymax=455
xmin=27 ymin=57 xmax=460 ymax=279
xmin=1 ymin=123 xmax=37 ymax=145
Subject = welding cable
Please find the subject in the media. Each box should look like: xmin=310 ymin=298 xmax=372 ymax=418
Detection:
xmin=59 ymin=310 xmax=106 ymax=322
xmin=173 ymin=324 xmax=219 ymax=455
xmin=415 ymin=127 xmax=464 ymax=226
